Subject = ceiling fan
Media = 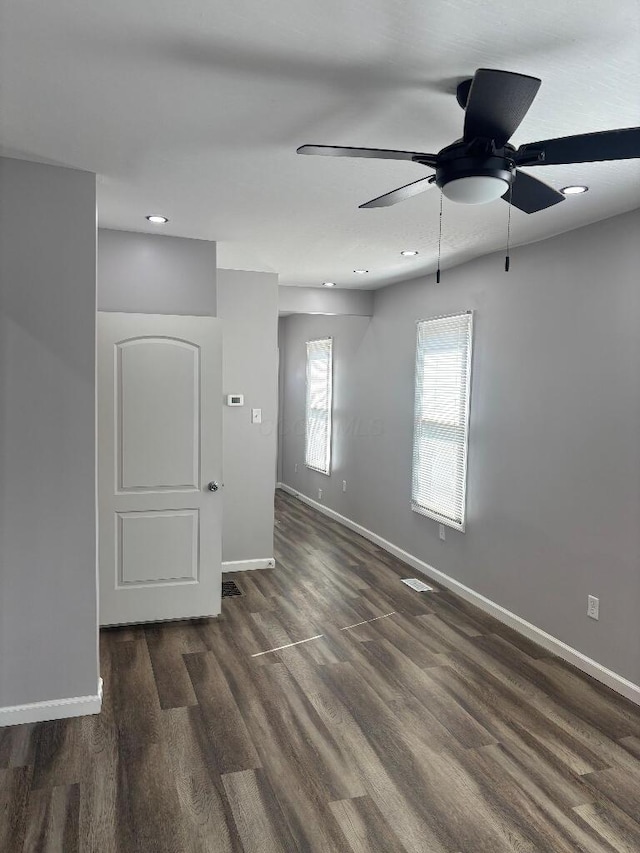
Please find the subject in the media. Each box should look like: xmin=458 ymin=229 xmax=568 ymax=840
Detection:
xmin=297 ymin=69 xmax=640 ymax=214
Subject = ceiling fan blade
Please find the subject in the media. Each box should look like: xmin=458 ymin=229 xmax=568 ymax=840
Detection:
xmin=359 ymin=177 xmax=435 ymax=209
xmin=502 ymin=169 xmax=565 ymax=214
xmin=463 ymin=69 xmax=541 ymax=146
xmin=297 ymin=144 xmax=437 ymax=165
xmin=515 ymin=127 xmax=640 ymax=166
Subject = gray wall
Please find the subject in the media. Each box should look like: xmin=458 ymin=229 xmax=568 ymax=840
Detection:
xmin=0 ymin=157 xmax=99 ymax=708
xmin=98 ymin=229 xmax=217 ymax=315
xmin=278 ymin=314 xmax=372 ymax=509
xmin=277 ymin=320 xmax=286 ymax=485
xmin=218 ymin=269 xmax=279 ymax=562
xmin=279 ymin=285 xmax=373 ymax=317
xmin=280 ymin=209 xmax=640 ymax=686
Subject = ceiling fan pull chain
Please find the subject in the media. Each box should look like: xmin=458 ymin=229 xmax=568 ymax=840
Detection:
xmin=505 ymin=179 xmax=513 ymax=272
xmin=436 ymin=191 xmax=444 ymax=284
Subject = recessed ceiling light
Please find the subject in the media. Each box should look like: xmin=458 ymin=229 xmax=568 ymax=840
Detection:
xmin=322 ymin=281 xmax=336 ymax=287
xmin=401 ymin=250 xmax=419 ymax=257
xmin=560 ymin=186 xmax=589 ymax=196
xmin=146 ymin=214 xmax=169 ymax=224
xmin=353 ymin=269 xmax=369 ymax=274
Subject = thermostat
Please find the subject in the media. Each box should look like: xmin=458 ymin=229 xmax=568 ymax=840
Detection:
xmin=226 ymin=394 xmax=244 ymax=406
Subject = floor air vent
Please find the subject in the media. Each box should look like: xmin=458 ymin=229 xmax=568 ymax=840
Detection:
xmin=401 ymin=578 xmax=434 ymax=592
xmin=222 ymin=580 xmax=243 ymax=598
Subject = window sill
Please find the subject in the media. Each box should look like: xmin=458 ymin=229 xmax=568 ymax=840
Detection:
xmin=411 ymin=501 xmax=465 ymax=532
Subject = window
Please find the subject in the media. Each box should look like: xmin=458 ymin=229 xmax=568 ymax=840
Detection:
xmin=412 ymin=312 xmax=473 ymax=530
xmin=305 ymin=337 xmax=333 ymax=475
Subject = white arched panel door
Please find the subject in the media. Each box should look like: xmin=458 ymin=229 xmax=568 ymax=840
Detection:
xmin=98 ymin=313 xmax=222 ymax=626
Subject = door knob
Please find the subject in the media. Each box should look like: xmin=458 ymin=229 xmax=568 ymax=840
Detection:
xmin=207 ymin=481 xmax=219 ymax=492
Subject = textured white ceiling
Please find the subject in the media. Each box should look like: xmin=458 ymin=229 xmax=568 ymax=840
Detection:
xmin=1 ymin=0 xmax=639 ymax=288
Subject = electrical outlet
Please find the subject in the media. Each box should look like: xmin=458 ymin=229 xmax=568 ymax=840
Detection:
xmin=342 ymin=480 xmax=347 ymax=492
xmin=294 ymin=463 xmax=298 ymax=473
xmin=318 ymin=488 xmax=322 ymax=500
xmin=587 ymin=595 xmax=599 ymax=620
xmin=439 ymin=524 xmax=446 ymax=541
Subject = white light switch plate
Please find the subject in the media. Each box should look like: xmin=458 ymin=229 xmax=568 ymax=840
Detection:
xmin=251 ymin=408 xmax=262 ymax=424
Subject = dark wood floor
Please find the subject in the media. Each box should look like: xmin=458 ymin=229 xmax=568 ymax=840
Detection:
xmin=2 ymin=490 xmax=640 ymax=852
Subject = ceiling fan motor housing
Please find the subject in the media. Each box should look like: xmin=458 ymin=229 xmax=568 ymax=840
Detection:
xmin=433 ymin=141 xmax=515 ymax=203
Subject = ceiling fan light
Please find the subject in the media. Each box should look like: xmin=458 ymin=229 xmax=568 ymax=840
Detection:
xmin=441 ymin=176 xmax=510 ymax=205
xmin=560 ymin=185 xmax=589 ymax=195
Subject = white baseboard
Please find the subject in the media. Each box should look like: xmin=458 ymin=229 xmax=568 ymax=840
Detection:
xmin=223 ymin=558 xmax=276 ymax=572
xmin=278 ymin=483 xmax=640 ymax=706
xmin=0 ymin=678 xmax=103 ymax=728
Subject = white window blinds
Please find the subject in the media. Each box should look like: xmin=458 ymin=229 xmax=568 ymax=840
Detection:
xmin=305 ymin=337 xmax=333 ymax=475
xmin=412 ymin=312 xmax=473 ymax=530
